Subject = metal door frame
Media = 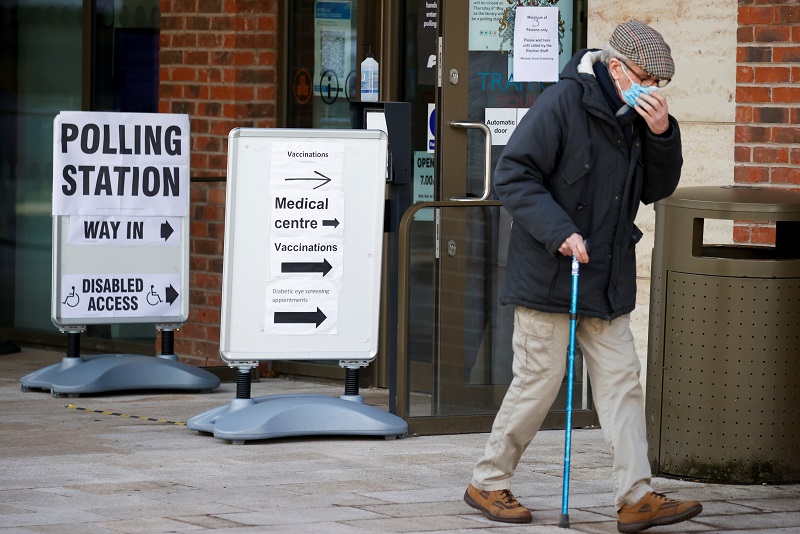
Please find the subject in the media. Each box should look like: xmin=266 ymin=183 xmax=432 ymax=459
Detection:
xmin=396 ymin=200 xmax=599 ymax=435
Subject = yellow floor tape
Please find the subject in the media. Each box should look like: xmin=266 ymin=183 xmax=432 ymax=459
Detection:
xmin=66 ymin=404 xmax=186 ymax=426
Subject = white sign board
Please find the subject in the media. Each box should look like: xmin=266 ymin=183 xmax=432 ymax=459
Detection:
xmin=221 ymin=128 xmax=388 ymax=362
xmin=51 ymin=111 xmax=190 ymax=327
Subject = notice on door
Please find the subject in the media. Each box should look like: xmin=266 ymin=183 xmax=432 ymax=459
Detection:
xmin=468 ymin=0 xmax=506 ymax=51
xmin=313 ymin=1 xmax=353 ymax=101
xmin=484 ymin=108 xmax=517 ymax=145
xmin=513 ymin=7 xmax=559 ymax=82
xmin=413 ymin=151 xmax=434 ymax=221
xmin=484 ymin=108 xmax=531 ymax=146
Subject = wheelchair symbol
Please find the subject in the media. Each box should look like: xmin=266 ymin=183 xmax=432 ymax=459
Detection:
xmin=146 ymin=285 xmax=163 ymax=306
xmin=62 ymin=286 xmax=80 ymax=308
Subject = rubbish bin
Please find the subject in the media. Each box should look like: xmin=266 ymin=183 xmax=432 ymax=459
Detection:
xmin=646 ymin=185 xmax=800 ymax=484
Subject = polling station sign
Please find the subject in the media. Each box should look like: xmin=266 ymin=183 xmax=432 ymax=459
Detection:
xmin=51 ymin=111 xmax=191 ymax=328
xmin=52 ymin=112 xmax=190 ymax=217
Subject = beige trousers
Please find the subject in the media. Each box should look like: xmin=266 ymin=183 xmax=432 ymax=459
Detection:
xmin=471 ymin=306 xmax=652 ymax=509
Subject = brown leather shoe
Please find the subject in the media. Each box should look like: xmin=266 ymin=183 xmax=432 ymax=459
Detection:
xmin=463 ymin=483 xmax=532 ymax=523
xmin=617 ymin=491 xmax=702 ymax=532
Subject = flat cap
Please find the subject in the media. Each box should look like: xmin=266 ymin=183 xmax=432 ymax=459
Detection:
xmin=609 ymin=20 xmax=674 ymax=80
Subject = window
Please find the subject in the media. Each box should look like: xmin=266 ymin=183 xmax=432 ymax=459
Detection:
xmin=285 ymin=1 xmax=359 ymax=129
xmin=0 ymin=0 xmax=159 ymax=347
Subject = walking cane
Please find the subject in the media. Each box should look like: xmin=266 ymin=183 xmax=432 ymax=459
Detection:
xmin=559 ymin=253 xmax=581 ymax=529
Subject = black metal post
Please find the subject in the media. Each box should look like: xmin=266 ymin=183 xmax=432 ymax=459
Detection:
xmin=66 ymin=331 xmax=80 ymax=359
xmin=344 ymin=367 xmax=359 ymax=397
xmin=161 ymin=329 xmax=175 ymax=356
xmin=236 ymin=367 xmax=252 ymax=399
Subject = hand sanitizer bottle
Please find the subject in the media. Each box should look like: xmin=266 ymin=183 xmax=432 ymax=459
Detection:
xmin=360 ymin=44 xmax=379 ymax=102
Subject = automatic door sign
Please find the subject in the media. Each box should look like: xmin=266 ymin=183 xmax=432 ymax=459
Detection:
xmin=59 ymin=273 xmax=182 ymax=319
xmin=68 ymin=216 xmax=181 ymax=246
xmin=267 ymin=142 xmax=345 ymax=334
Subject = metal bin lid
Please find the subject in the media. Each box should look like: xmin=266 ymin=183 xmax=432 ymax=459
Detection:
xmin=659 ymin=185 xmax=800 ymax=215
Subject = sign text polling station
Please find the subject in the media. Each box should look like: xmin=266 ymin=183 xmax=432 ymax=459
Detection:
xmin=52 ymin=112 xmax=190 ymax=217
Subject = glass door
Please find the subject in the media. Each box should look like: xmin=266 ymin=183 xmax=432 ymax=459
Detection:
xmin=0 ymin=0 xmax=161 ymax=350
xmin=398 ymin=0 xmax=595 ymax=434
xmin=0 ymin=1 xmax=83 ymax=335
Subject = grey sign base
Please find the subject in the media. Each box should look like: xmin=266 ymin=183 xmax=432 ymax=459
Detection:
xmin=186 ymin=394 xmax=408 ymax=443
xmin=19 ymin=354 xmax=221 ymax=396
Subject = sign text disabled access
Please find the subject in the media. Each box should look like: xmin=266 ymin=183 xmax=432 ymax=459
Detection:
xmin=59 ymin=273 xmax=181 ymax=319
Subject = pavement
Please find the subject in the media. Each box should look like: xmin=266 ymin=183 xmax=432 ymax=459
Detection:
xmin=2 ymin=346 xmax=800 ymax=533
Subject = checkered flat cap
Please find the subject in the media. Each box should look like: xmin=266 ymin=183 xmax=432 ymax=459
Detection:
xmin=609 ymin=20 xmax=674 ymax=80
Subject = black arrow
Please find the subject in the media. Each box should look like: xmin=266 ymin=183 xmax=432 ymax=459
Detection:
xmin=284 ymin=170 xmax=332 ymax=189
xmin=281 ymin=259 xmax=332 ymax=276
xmin=165 ymin=285 xmax=179 ymax=305
xmin=322 ymin=218 xmax=340 ymax=228
xmin=160 ymin=221 xmax=174 ymax=241
xmin=274 ymin=307 xmax=327 ymax=328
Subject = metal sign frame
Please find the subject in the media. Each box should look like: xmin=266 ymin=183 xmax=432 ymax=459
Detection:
xmin=220 ymin=128 xmax=388 ymax=363
xmin=50 ymin=111 xmax=191 ymax=328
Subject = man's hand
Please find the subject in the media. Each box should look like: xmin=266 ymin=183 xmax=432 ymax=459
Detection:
xmin=635 ymin=90 xmax=669 ymax=135
xmin=558 ymin=233 xmax=589 ymax=263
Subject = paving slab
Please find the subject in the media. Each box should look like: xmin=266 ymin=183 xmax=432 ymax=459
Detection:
xmin=2 ymin=347 xmax=800 ymax=532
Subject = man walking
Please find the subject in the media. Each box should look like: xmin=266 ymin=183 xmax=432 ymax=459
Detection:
xmin=464 ymin=20 xmax=703 ymax=533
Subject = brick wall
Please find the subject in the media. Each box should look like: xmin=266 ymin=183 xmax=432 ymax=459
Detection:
xmin=159 ymin=0 xmax=279 ymax=365
xmin=735 ymin=1 xmax=800 ymax=245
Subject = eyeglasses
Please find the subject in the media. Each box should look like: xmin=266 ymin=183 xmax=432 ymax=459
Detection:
xmin=620 ymin=61 xmax=670 ymax=88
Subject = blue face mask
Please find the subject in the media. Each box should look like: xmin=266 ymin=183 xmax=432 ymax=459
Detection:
xmin=617 ymin=63 xmax=659 ymax=108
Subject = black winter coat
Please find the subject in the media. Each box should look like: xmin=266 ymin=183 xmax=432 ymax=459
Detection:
xmin=494 ymin=49 xmax=682 ymax=319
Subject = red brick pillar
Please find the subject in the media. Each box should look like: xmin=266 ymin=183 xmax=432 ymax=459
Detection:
xmin=158 ymin=0 xmax=278 ymax=365
xmin=735 ymin=2 xmax=800 ymax=245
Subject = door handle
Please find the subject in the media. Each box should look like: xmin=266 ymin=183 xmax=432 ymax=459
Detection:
xmin=448 ymin=121 xmax=492 ymax=202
